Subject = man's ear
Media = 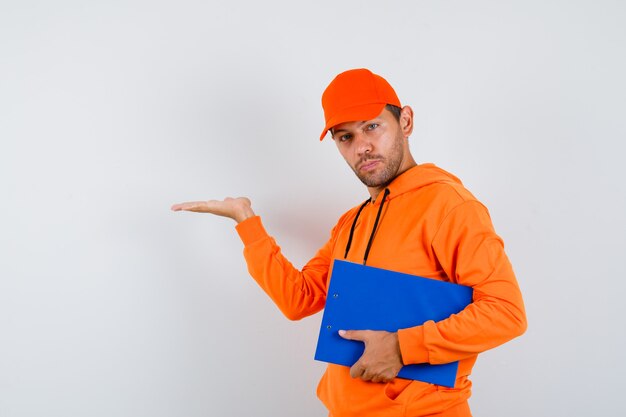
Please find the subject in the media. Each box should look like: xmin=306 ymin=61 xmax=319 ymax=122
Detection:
xmin=400 ymin=106 xmax=414 ymax=138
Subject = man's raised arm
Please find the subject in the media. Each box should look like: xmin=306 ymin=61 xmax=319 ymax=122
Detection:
xmin=170 ymin=196 xmax=330 ymax=320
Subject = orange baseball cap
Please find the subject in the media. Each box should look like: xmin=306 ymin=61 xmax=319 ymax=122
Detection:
xmin=319 ymin=68 xmax=401 ymax=141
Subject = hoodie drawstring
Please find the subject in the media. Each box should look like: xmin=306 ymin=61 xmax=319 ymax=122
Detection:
xmin=344 ymin=188 xmax=390 ymax=265
xmin=344 ymin=197 xmax=371 ymax=259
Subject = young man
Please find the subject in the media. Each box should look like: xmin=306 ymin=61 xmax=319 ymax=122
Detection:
xmin=172 ymin=68 xmax=527 ymax=417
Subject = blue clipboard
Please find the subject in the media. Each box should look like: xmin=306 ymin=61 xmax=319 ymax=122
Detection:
xmin=314 ymin=260 xmax=473 ymax=387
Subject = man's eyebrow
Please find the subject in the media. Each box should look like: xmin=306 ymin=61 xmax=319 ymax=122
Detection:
xmin=332 ymin=121 xmax=370 ymax=135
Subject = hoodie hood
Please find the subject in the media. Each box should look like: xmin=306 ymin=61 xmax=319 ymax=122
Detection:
xmin=344 ymin=163 xmax=465 ymax=265
xmin=378 ymin=163 xmax=463 ymax=204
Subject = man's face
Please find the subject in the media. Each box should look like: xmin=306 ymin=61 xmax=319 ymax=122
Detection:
xmin=331 ymin=107 xmax=414 ymax=192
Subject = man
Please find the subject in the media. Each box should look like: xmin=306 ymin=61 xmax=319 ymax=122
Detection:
xmin=171 ymin=68 xmax=527 ymax=417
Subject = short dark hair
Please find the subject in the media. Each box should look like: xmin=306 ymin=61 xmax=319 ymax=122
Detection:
xmin=385 ymin=104 xmax=402 ymax=121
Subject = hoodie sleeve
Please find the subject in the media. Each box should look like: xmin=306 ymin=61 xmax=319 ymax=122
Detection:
xmin=235 ymin=216 xmax=332 ymax=321
xmin=397 ymin=200 xmax=527 ymax=365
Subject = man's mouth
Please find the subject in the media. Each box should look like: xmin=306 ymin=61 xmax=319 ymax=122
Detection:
xmin=359 ymin=159 xmax=381 ymax=172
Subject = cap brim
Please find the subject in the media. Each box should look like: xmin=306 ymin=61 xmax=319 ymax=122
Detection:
xmin=319 ymin=102 xmax=387 ymax=141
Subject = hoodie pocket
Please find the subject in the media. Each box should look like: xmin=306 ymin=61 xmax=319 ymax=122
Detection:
xmin=384 ymin=380 xmax=440 ymax=415
xmin=383 ymin=379 xmax=415 ymax=402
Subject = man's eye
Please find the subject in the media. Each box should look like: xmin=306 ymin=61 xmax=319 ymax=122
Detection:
xmin=366 ymin=123 xmax=379 ymax=131
xmin=340 ymin=134 xmax=352 ymax=142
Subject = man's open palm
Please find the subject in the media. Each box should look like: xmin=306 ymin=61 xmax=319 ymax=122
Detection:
xmin=171 ymin=197 xmax=255 ymax=223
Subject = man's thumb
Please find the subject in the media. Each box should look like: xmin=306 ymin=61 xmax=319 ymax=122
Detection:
xmin=338 ymin=330 xmax=366 ymax=341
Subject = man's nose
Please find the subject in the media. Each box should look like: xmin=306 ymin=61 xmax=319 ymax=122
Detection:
xmin=354 ymin=131 xmax=373 ymax=155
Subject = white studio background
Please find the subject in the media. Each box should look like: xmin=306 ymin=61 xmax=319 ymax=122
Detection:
xmin=1 ymin=1 xmax=625 ymax=416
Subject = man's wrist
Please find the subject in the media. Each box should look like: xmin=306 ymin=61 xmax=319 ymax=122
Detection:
xmin=234 ymin=206 xmax=255 ymax=223
xmin=391 ymin=332 xmax=405 ymax=365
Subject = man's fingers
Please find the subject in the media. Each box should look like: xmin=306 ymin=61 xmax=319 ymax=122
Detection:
xmin=349 ymin=361 xmax=365 ymax=379
xmin=370 ymin=375 xmax=385 ymax=384
xmin=171 ymin=201 xmax=206 ymax=211
xmin=351 ymin=362 xmax=386 ymax=383
xmin=171 ymin=200 xmax=225 ymax=213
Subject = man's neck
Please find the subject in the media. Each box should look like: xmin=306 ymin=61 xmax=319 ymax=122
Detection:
xmin=367 ymin=161 xmax=417 ymax=202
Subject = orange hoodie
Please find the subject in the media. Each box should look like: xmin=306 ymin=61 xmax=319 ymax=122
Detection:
xmin=235 ymin=164 xmax=527 ymax=417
